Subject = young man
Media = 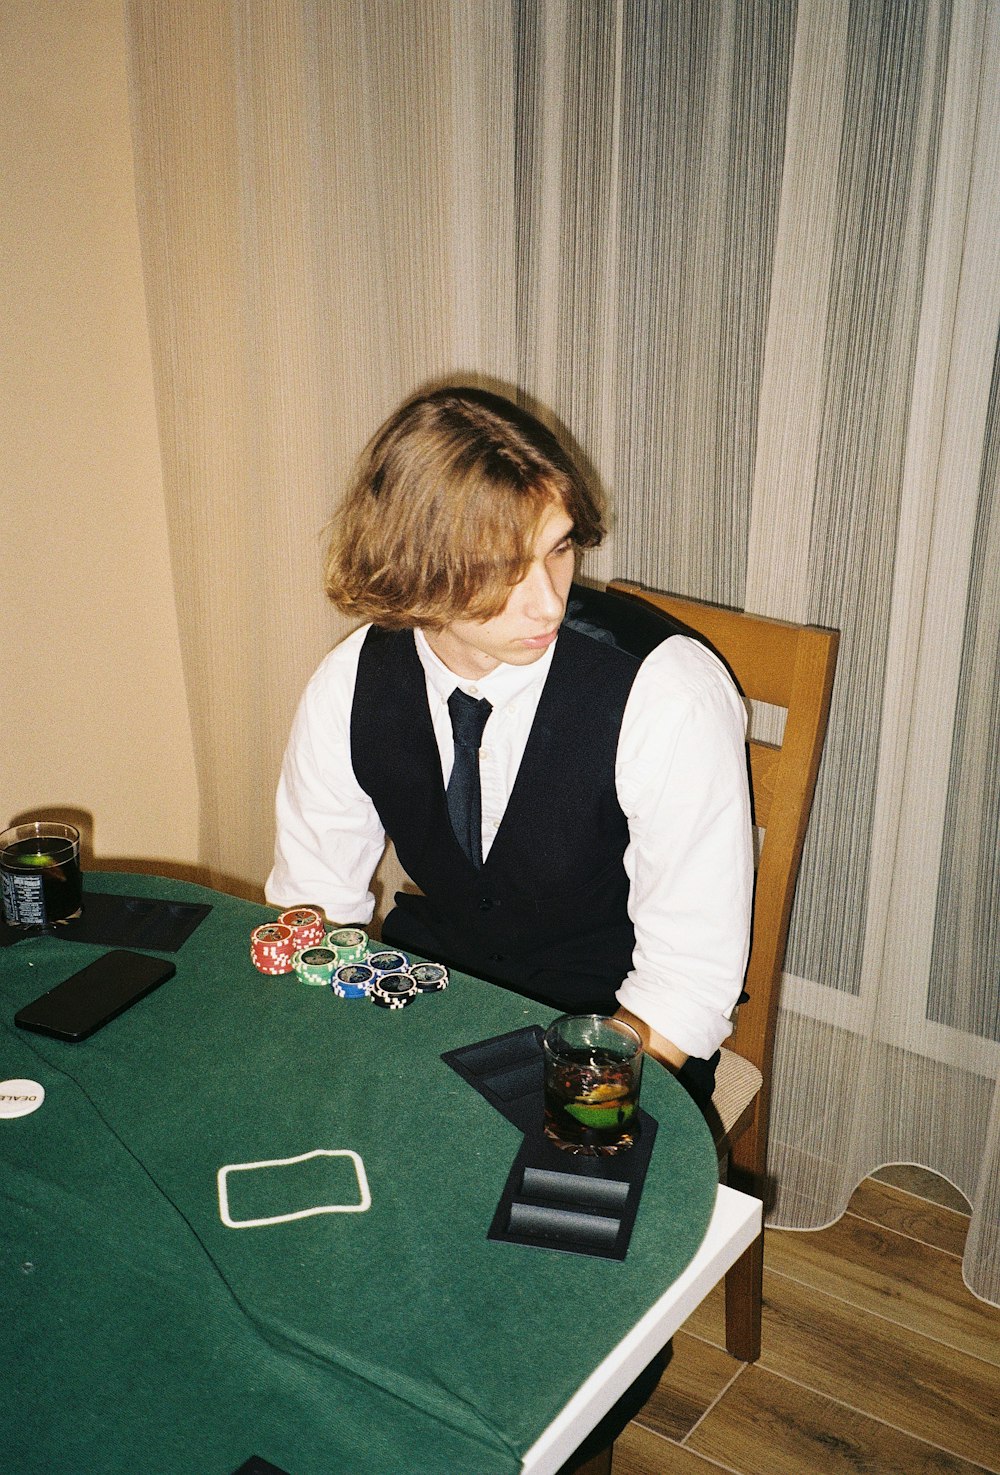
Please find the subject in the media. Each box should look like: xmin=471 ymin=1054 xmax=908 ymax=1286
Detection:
xmin=266 ymin=386 xmax=753 ymax=1105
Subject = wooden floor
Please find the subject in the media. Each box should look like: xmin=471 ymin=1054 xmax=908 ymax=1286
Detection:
xmin=611 ymin=1167 xmax=1000 ymax=1475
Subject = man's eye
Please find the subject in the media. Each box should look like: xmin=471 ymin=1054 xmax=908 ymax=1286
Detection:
xmin=551 ymin=538 xmax=573 ymax=556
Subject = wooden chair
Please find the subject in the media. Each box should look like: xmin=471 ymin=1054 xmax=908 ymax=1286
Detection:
xmin=608 ymin=579 xmax=839 ymax=1364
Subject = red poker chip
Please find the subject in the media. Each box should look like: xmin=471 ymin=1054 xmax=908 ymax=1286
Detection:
xmin=250 ymin=921 xmax=296 ymax=974
xmin=277 ymin=907 xmax=326 ymax=949
xmin=251 ymin=923 xmax=292 ymax=944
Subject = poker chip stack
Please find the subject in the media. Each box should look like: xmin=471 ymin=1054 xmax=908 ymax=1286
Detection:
xmin=251 ymin=909 xmax=451 ymax=1008
xmin=278 ymin=907 xmax=327 ymax=950
xmin=292 ymin=945 xmax=339 ymax=986
xmin=368 ymin=971 xmax=419 ymax=1010
xmin=325 ymin=927 xmax=369 ymax=965
xmin=331 ymin=962 xmax=376 ymax=999
xmin=365 ymin=949 xmax=409 ymax=980
xmin=249 ymin=923 xmax=296 ymax=976
xmin=408 ymin=962 xmax=449 ymax=993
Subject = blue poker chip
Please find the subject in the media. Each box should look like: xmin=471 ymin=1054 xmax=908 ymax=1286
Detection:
xmin=331 ymin=962 xmax=375 ymax=999
xmin=366 ymin=949 xmax=409 ymax=978
xmin=409 ymin=962 xmax=448 ymax=992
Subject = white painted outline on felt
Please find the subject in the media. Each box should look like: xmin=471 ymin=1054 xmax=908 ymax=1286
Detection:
xmin=217 ymin=1148 xmax=371 ymax=1228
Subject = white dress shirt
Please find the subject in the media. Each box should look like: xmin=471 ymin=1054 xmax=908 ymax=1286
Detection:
xmin=267 ymin=624 xmax=753 ymax=1059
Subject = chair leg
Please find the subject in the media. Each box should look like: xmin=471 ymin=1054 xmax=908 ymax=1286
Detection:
xmin=723 ymin=1102 xmax=766 ymax=1363
xmin=559 ymin=1447 xmax=613 ymax=1475
xmin=724 ymin=1226 xmax=763 ymax=1362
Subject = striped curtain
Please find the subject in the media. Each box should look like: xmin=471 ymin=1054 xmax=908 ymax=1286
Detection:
xmin=126 ymin=0 xmax=1000 ymax=1302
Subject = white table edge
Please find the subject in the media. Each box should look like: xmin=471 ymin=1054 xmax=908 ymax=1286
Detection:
xmin=520 ymin=1183 xmax=762 ymax=1474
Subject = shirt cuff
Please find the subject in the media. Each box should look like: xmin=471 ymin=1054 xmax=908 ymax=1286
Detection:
xmin=264 ymin=869 xmax=375 ymax=928
xmin=614 ymin=974 xmax=736 ymax=1060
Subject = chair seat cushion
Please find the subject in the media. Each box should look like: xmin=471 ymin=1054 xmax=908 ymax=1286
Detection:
xmin=710 ymin=1047 xmax=763 ymax=1138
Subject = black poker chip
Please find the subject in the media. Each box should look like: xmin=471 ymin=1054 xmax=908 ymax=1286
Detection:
xmin=409 ymin=962 xmax=448 ymax=992
xmin=369 ymin=990 xmax=416 ymax=1010
xmin=369 ymin=970 xmax=418 ymax=1006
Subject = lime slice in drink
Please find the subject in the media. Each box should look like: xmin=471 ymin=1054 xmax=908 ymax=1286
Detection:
xmin=564 ymin=1097 xmax=636 ymax=1128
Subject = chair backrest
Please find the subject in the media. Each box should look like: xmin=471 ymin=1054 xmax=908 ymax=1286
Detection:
xmin=607 ymin=580 xmax=839 ymax=1117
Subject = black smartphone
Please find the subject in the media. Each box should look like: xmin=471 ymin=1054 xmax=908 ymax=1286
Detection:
xmin=14 ymin=949 xmax=176 ymax=1041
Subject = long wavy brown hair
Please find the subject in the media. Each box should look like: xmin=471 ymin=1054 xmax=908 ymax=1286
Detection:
xmin=324 ymin=386 xmax=605 ymax=629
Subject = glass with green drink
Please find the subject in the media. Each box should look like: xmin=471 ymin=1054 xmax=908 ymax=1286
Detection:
xmin=542 ymin=1013 xmax=643 ymax=1155
xmin=0 ymin=822 xmax=83 ymax=930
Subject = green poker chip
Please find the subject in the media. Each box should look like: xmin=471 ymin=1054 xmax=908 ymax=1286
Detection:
xmin=293 ymin=945 xmax=338 ymax=985
xmin=326 ymin=927 xmax=369 ymax=964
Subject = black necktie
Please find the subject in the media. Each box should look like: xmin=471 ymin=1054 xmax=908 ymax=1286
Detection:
xmin=446 ymin=689 xmax=493 ymax=867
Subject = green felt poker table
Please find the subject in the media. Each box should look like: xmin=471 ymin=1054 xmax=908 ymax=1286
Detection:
xmin=1 ymin=872 xmax=727 ymax=1475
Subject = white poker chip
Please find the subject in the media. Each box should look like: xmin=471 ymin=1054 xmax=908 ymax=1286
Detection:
xmin=0 ymin=1080 xmax=45 ymax=1118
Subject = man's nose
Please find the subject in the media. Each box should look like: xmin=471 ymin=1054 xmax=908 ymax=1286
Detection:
xmin=522 ymin=562 xmax=565 ymax=623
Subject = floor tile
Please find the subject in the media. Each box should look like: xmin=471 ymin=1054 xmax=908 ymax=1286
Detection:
xmin=689 ymin=1363 xmax=996 ymax=1475
xmin=764 ymin=1215 xmax=1000 ymax=1365
xmin=846 ymin=1178 xmax=970 ymax=1257
xmin=632 ymin=1332 xmax=741 ymax=1441
xmin=756 ymin=1271 xmax=1000 ymax=1466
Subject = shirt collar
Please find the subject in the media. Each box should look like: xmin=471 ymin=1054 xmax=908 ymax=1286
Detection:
xmin=414 ymin=627 xmax=557 ymax=708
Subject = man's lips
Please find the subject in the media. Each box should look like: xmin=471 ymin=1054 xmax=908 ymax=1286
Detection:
xmin=520 ymin=629 xmax=559 ymax=649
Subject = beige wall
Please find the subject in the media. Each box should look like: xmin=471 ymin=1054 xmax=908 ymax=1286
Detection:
xmin=1 ymin=0 xmax=200 ymax=871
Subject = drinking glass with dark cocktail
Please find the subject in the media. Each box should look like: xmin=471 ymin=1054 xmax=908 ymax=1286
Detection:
xmin=0 ymin=822 xmax=83 ymax=931
xmin=542 ymin=1014 xmax=643 ymax=1156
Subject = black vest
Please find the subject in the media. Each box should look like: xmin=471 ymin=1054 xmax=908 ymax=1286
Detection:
xmin=350 ymin=584 xmax=687 ymax=1014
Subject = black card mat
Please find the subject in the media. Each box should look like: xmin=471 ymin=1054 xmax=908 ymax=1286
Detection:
xmin=487 ymin=1109 xmax=657 ymax=1260
xmin=443 ymin=1026 xmax=657 ymax=1260
xmin=0 ymin=891 xmax=211 ymax=952
xmin=441 ymin=1024 xmax=545 ymax=1135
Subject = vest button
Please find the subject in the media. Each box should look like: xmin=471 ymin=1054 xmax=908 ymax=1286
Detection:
xmin=479 ymin=897 xmax=495 ymax=911
xmin=490 ymin=953 xmax=505 ymax=963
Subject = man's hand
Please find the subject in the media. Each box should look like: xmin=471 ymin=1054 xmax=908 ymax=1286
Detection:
xmin=613 ymin=1005 xmax=688 ymax=1072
